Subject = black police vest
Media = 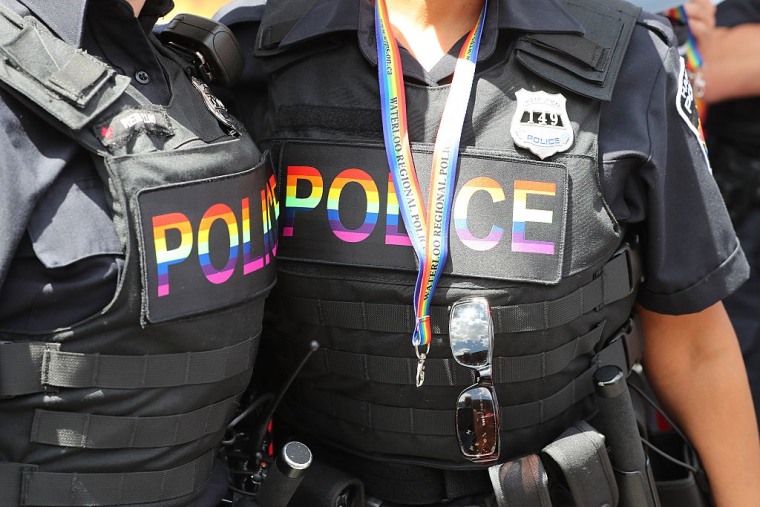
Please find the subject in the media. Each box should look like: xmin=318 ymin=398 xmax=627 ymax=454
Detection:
xmin=0 ymin=8 xmax=275 ymax=506
xmin=256 ymin=0 xmax=641 ymax=468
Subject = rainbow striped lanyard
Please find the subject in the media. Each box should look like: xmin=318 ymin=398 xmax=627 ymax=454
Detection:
xmin=667 ymin=6 xmax=703 ymax=70
xmin=375 ymin=0 xmax=487 ymax=387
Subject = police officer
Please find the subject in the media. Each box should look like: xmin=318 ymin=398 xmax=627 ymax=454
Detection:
xmin=220 ymin=0 xmax=760 ymax=505
xmin=700 ymin=0 xmax=760 ymax=430
xmin=0 ymin=1 xmax=275 ymax=505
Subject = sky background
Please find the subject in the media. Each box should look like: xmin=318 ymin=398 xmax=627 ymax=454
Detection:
xmin=165 ymin=0 xmax=228 ymax=19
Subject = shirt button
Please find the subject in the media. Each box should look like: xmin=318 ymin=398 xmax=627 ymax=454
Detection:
xmin=134 ymin=70 xmax=150 ymax=84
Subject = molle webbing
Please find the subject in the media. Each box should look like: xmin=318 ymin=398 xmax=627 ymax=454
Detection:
xmin=30 ymin=395 xmax=237 ymax=449
xmin=296 ymin=321 xmax=638 ymax=434
xmin=0 ymin=337 xmax=256 ymax=397
xmin=281 ymin=323 xmax=605 ymax=387
xmin=0 ymin=451 xmax=214 ymax=506
xmin=0 ymin=4 xmax=130 ymax=131
xmin=279 ymin=244 xmax=637 ymax=335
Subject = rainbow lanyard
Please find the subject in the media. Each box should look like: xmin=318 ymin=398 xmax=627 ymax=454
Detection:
xmin=668 ymin=6 xmax=703 ymax=70
xmin=375 ymin=0 xmax=487 ymax=386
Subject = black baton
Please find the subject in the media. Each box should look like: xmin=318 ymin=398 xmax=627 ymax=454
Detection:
xmin=594 ymin=365 xmax=660 ymax=507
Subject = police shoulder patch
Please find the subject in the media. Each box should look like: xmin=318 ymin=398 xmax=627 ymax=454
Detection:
xmin=675 ymin=57 xmax=711 ymax=170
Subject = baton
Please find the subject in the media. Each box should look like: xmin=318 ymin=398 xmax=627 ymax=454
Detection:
xmin=594 ymin=365 xmax=660 ymax=507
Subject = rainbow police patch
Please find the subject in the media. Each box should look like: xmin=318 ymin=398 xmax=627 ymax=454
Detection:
xmin=136 ymin=160 xmax=277 ymax=323
xmin=276 ymin=140 xmax=568 ymax=285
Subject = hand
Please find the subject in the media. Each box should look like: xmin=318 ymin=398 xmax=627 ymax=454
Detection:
xmin=683 ymin=0 xmax=716 ymax=48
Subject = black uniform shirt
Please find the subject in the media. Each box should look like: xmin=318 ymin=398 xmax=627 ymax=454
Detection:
xmin=705 ymin=0 xmax=760 ymax=147
xmin=223 ymin=0 xmax=748 ymax=315
xmin=0 ymin=0 xmax=173 ymax=331
xmin=715 ymin=0 xmax=760 ymax=25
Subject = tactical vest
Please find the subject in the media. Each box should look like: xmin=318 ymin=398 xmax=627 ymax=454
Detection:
xmin=0 ymin=8 xmax=276 ymax=506
xmin=255 ymin=0 xmax=641 ymax=473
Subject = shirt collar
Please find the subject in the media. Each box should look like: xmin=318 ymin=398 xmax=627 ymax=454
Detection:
xmin=17 ymin=0 xmax=174 ymax=46
xmin=276 ymin=0 xmax=584 ymax=64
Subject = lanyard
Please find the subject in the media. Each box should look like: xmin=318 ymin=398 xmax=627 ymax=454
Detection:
xmin=375 ymin=0 xmax=487 ymax=387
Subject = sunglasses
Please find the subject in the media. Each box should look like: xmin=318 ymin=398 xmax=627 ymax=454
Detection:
xmin=449 ymin=297 xmax=500 ymax=463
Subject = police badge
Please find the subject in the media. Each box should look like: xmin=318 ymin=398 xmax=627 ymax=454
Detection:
xmin=511 ymin=89 xmax=574 ymax=160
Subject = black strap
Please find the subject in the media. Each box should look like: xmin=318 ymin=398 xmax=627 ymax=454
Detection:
xmin=0 ymin=4 xmax=130 ymax=131
xmin=489 ymin=454 xmax=552 ymax=507
xmin=253 ymin=0 xmax=320 ymax=53
xmin=0 ymin=451 xmax=214 ymax=506
xmin=289 ymin=322 xmax=604 ymax=387
xmin=279 ymin=245 xmax=638 ymax=335
xmin=542 ymin=421 xmax=619 ymax=507
xmin=0 ymin=337 xmax=256 ymax=397
xmin=30 ymin=395 xmax=237 ymax=449
xmin=301 ymin=321 xmax=639 ymax=435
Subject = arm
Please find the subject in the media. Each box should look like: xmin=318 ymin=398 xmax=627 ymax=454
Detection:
xmin=700 ymin=23 xmax=760 ymax=103
xmin=639 ymin=302 xmax=760 ymax=506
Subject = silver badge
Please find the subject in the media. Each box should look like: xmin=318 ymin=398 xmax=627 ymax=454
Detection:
xmin=191 ymin=76 xmax=243 ymax=137
xmin=510 ymin=89 xmax=574 ymax=159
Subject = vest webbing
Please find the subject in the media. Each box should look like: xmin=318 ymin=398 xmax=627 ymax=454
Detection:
xmin=279 ymin=243 xmax=637 ymax=336
xmin=279 ymin=323 xmax=605 ymax=387
xmin=295 ymin=320 xmax=638 ymax=434
xmin=30 ymin=395 xmax=237 ymax=449
xmin=0 ymin=336 xmax=256 ymax=397
xmin=0 ymin=451 xmax=214 ymax=506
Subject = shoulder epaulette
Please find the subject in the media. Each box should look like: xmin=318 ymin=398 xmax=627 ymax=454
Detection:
xmin=0 ymin=3 xmax=130 ymax=131
xmin=515 ymin=0 xmax=642 ymax=101
xmin=254 ymin=0 xmax=319 ymax=55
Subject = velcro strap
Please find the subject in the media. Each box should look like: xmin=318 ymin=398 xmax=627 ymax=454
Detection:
xmin=0 ymin=338 xmax=256 ymax=397
xmin=300 ymin=324 xmax=636 ymax=435
xmin=279 ymin=247 xmax=636 ymax=335
xmin=0 ymin=6 xmax=129 ymax=130
xmin=0 ymin=342 xmax=59 ymax=397
xmin=514 ymin=0 xmax=641 ymax=101
xmin=30 ymin=395 xmax=238 ymax=449
xmin=489 ymin=454 xmax=551 ymax=507
xmin=542 ymin=421 xmax=619 ymax=507
xmin=0 ymin=451 xmax=214 ymax=506
xmin=292 ymin=322 xmax=604 ymax=386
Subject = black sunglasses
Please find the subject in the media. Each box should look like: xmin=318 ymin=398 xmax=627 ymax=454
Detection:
xmin=449 ymin=297 xmax=500 ymax=463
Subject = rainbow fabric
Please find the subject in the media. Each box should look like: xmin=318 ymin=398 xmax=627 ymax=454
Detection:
xmin=375 ymin=0 xmax=487 ymax=364
xmin=667 ymin=6 xmax=703 ymax=69
xmin=667 ymin=6 xmax=707 ymax=122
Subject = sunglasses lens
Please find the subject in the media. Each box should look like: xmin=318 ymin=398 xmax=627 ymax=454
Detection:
xmin=456 ymin=385 xmax=499 ymax=461
xmin=449 ymin=298 xmax=493 ymax=369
